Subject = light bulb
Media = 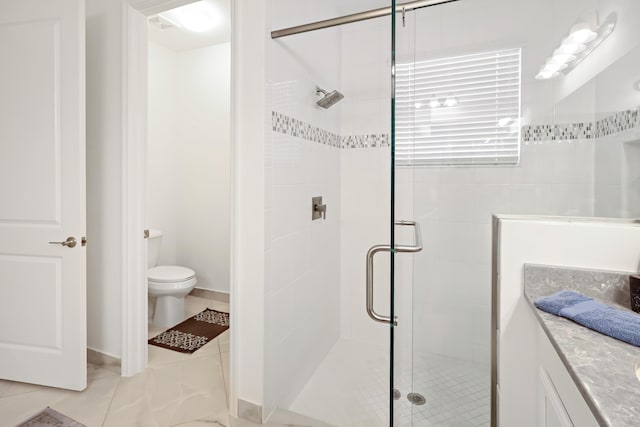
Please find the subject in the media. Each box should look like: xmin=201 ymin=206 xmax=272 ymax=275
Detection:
xmin=443 ymin=96 xmax=458 ymax=107
xmin=429 ymin=99 xmax=441 ymax=108
xmin=544 ymin=62 xmax=568 ymax=73
xmin=548 ymin=54 xmax=576 ymax=65
xmin=535 ymin=70 xmax=559 ymax=80
xmin=556 ymin=42 xmax=586 ymax=55
xmin=567 ymin=23 xmax=597 ymax=44
xmin=414 ymin=102 xmax=423 ymax=109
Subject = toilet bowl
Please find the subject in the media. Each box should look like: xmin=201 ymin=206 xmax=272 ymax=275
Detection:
xmin=147 ymin=229 xmax=197 ymax=328
xmin=148 ymin=265 xmax=197 ymax=328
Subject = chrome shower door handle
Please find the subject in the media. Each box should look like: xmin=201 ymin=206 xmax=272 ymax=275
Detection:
xmin=366 ymin=244 xmax=396 ymax=325
xmin=365 ymin=220 xmax=424 ymax=326
xmin=49 ymin=236 xmax=77 ymax=248
xmin=394 ymin=220 xmax=423 ymax=253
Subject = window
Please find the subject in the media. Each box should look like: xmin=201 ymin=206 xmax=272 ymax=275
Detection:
xmin=395 ymin=48 xmax=521 ymax=166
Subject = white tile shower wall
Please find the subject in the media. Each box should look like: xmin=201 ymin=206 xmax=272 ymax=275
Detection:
xmin=594 ymin=130 xmax=640 ymax=218
xmin=264 ymin=0 xmax=342 ymax=413
xmin=409 ymin=139 xmax=595 ymax=363
xmin=264 ymin=137 xmax=341 ymax=410
xmin=594 ymin=46 xmax=640 ymax=118
xmin=147 ymin=42 xmax=231 ymax=293
xmin=338 ymin=15 xmax=395 ymax=352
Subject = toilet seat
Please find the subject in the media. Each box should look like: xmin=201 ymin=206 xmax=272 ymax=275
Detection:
xmin=148 ymin=265 xmax=195 ymax=283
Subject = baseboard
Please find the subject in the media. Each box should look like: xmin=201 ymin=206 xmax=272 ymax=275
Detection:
xmin=87 ymin=348 xmax=121 ymax=375
xmin=237 ymin=398 xmax=263 ymax=424
xmin=190 ymin=287 xmax=230 ymax=303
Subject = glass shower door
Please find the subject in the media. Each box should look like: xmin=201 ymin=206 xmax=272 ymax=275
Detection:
xmin=391 ymin=1 xmax=497 ymax=426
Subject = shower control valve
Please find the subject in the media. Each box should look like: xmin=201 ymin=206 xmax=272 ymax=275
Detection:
xmin=312 ymin=196 xmax=327 ymax=220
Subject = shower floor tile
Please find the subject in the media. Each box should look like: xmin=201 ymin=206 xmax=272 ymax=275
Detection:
xmin=289 ymin=339 xmax=490 ymax=427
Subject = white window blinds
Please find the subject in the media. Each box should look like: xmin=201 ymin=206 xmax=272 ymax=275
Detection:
xmin=395 ymin=48 xmax=521 ymax=166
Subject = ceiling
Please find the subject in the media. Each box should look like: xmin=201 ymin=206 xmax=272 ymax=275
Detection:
xmin=148 ymin=0 xmax=230 ymax=52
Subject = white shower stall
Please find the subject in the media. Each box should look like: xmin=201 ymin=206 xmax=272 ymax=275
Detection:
xmin=257 ymin=0 xmax=640 ymax=425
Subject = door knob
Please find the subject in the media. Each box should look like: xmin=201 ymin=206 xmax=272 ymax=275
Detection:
xmin=49 ymin=237 xmax=77 ymax=248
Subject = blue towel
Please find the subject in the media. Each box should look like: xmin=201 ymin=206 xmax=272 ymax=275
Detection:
xmin=534 ymin=290 xmax=591 ymax=315
xmin=534 ymin=290 xmax=640 ymax=347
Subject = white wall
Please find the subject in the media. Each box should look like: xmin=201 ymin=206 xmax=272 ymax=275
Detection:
xmin=176 ymin=43 xmax=231 ymax=292
xmin=593 ymin=38 xmax=640 ymax=219
xmin=86 ymin=0 xmax=125 ymax=359
xmin=408 ymin=141 xmax=595 ymax=364
xmin=147 ymin=42 xmax=179 ymax=266
xmin=147 ymin=41 xmax=231 ymax=292
xmin=232 ymin=0 xmax=268 ymax=416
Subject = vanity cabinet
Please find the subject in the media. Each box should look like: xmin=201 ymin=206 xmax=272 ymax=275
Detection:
xmin=536 ymin=326 xmax=599 ymax=427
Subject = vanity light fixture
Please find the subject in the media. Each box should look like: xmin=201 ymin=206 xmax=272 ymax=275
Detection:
xmin=535 ymin=17 xmax=616 ymax=80
xmin=159 ymin=1 xmax=220 ymax=33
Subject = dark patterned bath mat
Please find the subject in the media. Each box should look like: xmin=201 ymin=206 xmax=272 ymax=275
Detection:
xmin=17 ymin=407 xmax=87 ymax=427
xmin=149 ymin=308 xmax=229 ymax=353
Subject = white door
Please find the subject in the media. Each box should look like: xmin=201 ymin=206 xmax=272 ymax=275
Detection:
xmin=0 ymin=0 xmax=86 ymax=391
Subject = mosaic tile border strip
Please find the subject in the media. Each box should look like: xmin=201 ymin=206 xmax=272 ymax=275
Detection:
xmin=521 ymin=123 xmax=594 ymax=142
xmin=341 ymin=134 xmax=390 ymax=148
xmin=275 ymin=106 xmax=640 ymax=148
xmin=272 ymin=111 xmax=340 ymax=148
xmin=272 ymin=111 xmax=390 ymax=149
xmin=595 ymin=106 xmax=640 ymax=138
xmin=523 ymin=105 xmax=640 ymax=142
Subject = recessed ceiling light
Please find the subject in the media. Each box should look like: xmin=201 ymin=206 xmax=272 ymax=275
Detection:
xmin=159 ymin=1 xmax=220 ymax=33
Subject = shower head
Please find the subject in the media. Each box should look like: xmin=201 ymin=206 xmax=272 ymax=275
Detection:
xmin=316 ymin=86 xmax=344 ymax=109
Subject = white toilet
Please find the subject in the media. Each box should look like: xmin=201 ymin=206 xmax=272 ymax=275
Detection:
xmin=147 ymin=229 xmax=197 ymax=328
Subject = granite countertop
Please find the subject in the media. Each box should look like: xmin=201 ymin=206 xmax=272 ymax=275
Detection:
xmin=524 ymin=264 xmax=640 ymax=427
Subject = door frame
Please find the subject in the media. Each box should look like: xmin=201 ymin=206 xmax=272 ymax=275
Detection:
xmin=120 ymin=1 xmax=148 ymax=378
xmin=119 ymin=0 xmax=243 ymax=416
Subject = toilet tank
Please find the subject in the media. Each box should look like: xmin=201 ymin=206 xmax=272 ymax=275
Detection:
xmin=147 ymin=229 xmax=163 ymax=268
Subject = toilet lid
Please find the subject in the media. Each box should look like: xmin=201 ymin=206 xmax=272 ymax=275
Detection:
xmin=148 ymin=266 xmax=195 ymax=282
